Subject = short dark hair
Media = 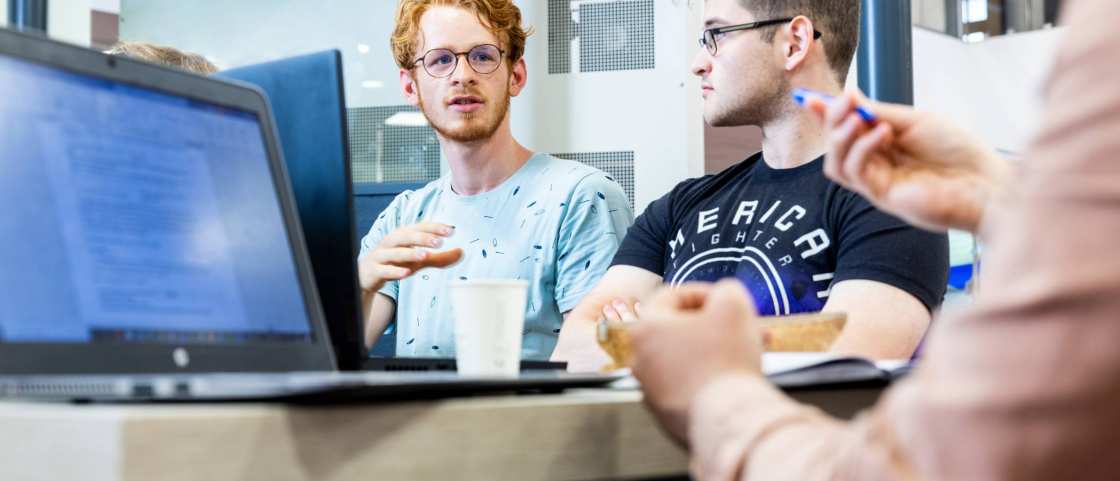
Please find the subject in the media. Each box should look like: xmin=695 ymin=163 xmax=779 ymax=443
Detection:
xmin=742 ymin=0 xmax=860 ymax=83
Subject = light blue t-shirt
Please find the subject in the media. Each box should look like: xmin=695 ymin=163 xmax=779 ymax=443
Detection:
xmin=359 ymin=153 xmax=634 ymax=360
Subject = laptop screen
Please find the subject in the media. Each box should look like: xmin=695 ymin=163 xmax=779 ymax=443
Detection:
xmin=0 ymin=55 xmax=315 ymax=346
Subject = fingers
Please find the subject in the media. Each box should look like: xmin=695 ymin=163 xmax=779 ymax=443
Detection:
xmin=412 ymin=222 xmax=456 ymax=235
xmin=602 ymin=302 xmax=623 ymax=323
xmin=374 ymin=264 xmax=411 ymax=281
xmin=382 ymin=230 xmax=443 ymax=249
xmin=826 ymin=112 xmax=870 ymax=184
xmin=797 ymin=88 xmax=858 ymax=126
xmin=838 ymin=115 xmax=877 ymax=187
xmin=640 ymin=283 xmax=714 ymax=324
xmin=417 ymin=248 xmax=463 ymax=269
xmin=396 ymin=247 xmax=464 ymax=272
xmin=604 ymin=298 xmax=640 ymax=325
xmin=676 ymin=283 xmax=718 ymax=310
xmin=760 ymin=327 xmax=774 ymax=349
xmin=846 ymin=123 xmax=895 ymax=197
xmin=838 ymin=90 xmax=915 ymax=129
xmin=359 ymin=240 xmax=460 ymax=293
xmin=810 ymin=89 xmax=913 ymax=132
xmin=380 ymin=223 xmax=455 ymax=249
xmin=372 ymin=247 xmax=428 ymax=265
xmin=824 ymin=90 xmax=857 ymax=130
xmin=371 ymin=246 xmax=462 ymax=270
xmin=704 ymin=280 xmax=758 ymax=326
xmin=357 ymin=253 xmax=412 ymax=291
xmin=803 ymin=95 xmax=829 ymax=122
xmin=824 ymin=103 xmax=897 ymax=200
xmin=707 ymin=276 xmax=752 ymax=313
xmin=859 ymin=97 xmax=921 ymax=130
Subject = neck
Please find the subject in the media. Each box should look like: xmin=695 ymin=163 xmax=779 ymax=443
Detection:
xmin=441 ymin=116 xmax=533 ymax=195
xmin=759 ymin=84 xmax=840 ymax=169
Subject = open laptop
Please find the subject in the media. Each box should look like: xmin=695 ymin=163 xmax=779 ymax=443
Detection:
xmin=217 ymin=51 xmax=567 ymax=372
xmin=0 ymin=29 xmax=615 ymax=402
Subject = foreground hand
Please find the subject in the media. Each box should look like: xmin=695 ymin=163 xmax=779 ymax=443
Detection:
xmin=358 ymin=222 xmax=463 ymax=294
xmin=629 ymin=280 xmax=763 ymax=445
xmin=601 ymin=298 xmax=641 ymax=323
xmin=804 ymin=90 xmax=1010 ymax=234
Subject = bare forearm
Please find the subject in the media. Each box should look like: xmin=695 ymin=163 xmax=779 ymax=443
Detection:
xmin=551 ymin=291 xmax=621 ymax=369
xmin=823 ymin=280 xmax=930 ymax=360
xmin=828 ymin=312 xmax=927 ymax=360
xmin=363 ymin=290 xmax=395 ymax=348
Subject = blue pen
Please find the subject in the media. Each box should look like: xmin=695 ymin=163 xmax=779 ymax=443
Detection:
xmin=791 ymin=87 xmax=878 ymax=124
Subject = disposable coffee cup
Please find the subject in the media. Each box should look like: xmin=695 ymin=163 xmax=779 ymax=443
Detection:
xmin=449 ymin=279 xmax=528 ymax=377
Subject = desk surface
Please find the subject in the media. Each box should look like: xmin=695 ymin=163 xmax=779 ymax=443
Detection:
xmin=0 ymin=387 xmax=882 ymax=481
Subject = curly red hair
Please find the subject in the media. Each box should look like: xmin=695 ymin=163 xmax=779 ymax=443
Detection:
xmin=390 ymin=0 xmax=533 ymax=70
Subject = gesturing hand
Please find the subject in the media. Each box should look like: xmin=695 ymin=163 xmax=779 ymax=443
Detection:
xmin=358 ymin=222 xmax=463 ymax=294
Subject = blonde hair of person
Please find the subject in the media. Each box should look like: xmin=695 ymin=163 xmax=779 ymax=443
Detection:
xmin=107 ymin=41 xmax=218 ymax=74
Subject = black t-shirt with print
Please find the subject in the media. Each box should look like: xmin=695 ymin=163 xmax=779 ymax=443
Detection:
xmin=613 ymin=154 xmax=949 ymax=315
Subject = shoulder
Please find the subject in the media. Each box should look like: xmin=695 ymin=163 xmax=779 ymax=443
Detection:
xmin=539 ymin=155 xmax=607 ymax=182
xmin=658 ymin=154 xmax=762 ymax=211
xmin=390 ymin=178 xmax=445 ymax=207
xmin=375 ymin=178 xmax=446 ymax=223
xmin=539 ymin=156 xmax=626 ymax=198
xmin=819 ymin=176 xmax=876 ymax=218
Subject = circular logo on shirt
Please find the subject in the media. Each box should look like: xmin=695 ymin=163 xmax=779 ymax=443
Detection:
xmin=670 ymin=246 xmax=791 ymax=316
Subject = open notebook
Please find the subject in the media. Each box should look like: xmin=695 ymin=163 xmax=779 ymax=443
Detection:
xmin=610 ymin=353 xmax=911 ymax=390
xmin=762 ymin=353 xmax=911 ymax=388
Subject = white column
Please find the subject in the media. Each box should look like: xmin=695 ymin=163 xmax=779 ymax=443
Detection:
xmin=48 ymin=0 xmax=92 ymax=47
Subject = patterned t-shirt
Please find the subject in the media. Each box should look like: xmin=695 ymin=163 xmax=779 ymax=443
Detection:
xmin=359 ymin=153 xmax=633 ymax=360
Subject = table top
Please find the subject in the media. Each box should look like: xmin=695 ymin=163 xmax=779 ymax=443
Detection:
xmin=0 ymin=386 xmax=884 ymax=481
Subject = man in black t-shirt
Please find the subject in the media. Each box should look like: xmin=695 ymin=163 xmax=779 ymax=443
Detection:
xmin=552 ymin=0 xmax=948 ymax=372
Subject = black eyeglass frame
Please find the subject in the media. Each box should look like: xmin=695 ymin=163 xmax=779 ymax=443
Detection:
xmin=700 ymin=18 xmax=823 ymax=56
xmin=411 ymin=44 xmax=508 ymax=78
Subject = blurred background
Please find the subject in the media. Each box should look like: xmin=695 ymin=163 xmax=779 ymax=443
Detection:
xmin=7 ymin=0 xmax=1061 ymax=205
xmin=5 ymin=0 xmax=1067 ymax=322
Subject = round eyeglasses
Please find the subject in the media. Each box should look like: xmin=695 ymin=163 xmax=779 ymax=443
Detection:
xmin=413 ymin=44 xmax=506 ymax=78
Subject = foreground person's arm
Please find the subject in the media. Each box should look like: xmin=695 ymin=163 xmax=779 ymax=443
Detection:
xmin=637 ymin=2 xmax=1120 ymax=479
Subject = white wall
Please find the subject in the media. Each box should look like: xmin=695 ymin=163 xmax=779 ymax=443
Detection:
xmin=1 ymin=1 xmax=7 ymax=28
xmin=913 ymin=26 xmax=1064 ymax=155
xmin=912 ymin=26 xmax=1065 ymax=268
xmin=90 ymin=0 xmax=120 ymax=13
xmin=120 ymin=0 xmax=403 ymax=109
xmin=48 ymin=0 xmax=92 ymax=47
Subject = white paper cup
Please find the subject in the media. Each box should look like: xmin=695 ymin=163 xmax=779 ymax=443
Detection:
xmin=449 ymin=279 xmax=528 ymax=377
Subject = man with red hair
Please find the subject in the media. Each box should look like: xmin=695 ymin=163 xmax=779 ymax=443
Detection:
xmin=358 ymin=0 xmax=633 ymax=360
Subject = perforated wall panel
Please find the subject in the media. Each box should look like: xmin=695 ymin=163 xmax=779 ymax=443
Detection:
xmin=548 ymin=0 xmax=655 ymax=74
xmin=548 ymin=0 xmax=575 ymax=74
xmin=348 ymin=106 xmax=441 ymax=183
xmin=552 ymin=151 xmax=636 ymax=208
xmin=579 ymin=1 xmax=655 ymax=72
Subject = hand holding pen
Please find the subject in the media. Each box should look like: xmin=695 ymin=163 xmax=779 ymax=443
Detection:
xmin=792 ymin=88 xmax=1011 ymax=234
